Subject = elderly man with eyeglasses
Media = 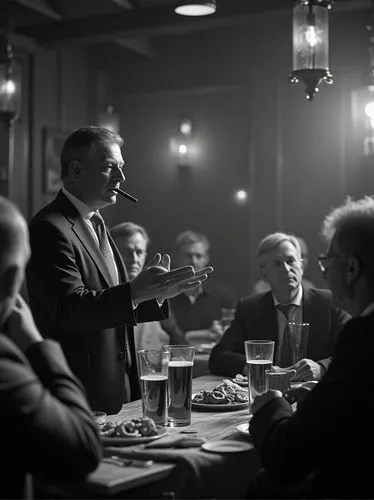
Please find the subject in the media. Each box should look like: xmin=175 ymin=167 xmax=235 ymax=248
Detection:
xmin=247 ymin=196 xmax=374 ymax=499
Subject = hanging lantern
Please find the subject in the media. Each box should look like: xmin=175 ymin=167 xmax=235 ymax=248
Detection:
xmin=0 ymin=35 xmax=21 ymax=122
xmin=290 ymin=0 xmax=333 ymax=101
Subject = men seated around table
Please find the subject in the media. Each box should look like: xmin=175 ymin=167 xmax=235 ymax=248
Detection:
xmin=26 ymin=126 xmax=213 ymax=414
xmin=110 ymin=221 xmax=186 ymax=351
xmin=169 ymin=230 xmax=236 ymax=344
xmin=209 ymin=232 xmax=350 ymax=382
xmin=0 ymin=196 xmax=102 ymax=500
xmin=252 ymin=236 xmax=315 ymax=294
xmin=247 ymin=196 xmax=374 ymax=499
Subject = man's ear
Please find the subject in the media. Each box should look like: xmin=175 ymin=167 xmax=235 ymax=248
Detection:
xmin=69 ymin=159 xmax=83 ymax=180
xmin=259 ymin=264 xmax=268 ymax=282
xmin=0 ymin=266 xmax=19 ymax=302
xmin=346 ymin=255 xmax=360 ymax=287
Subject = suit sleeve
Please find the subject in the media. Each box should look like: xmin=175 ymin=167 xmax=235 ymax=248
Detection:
xmin=208 ymin=300 xmax=247 ymax=377
xmin=250 ymin=348 xmax=349 ymax=485
xmin=0 ymin=336 xmax=102 ymax=479
xmin=27 ymin=220 xmax=139 ymax=332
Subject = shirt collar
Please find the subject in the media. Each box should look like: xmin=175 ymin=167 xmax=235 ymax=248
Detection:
xmin=273 ymin=284 xmax=303 ymax=307
xmin=62 ymin=187 xmax=97 ymax=221
xmin=360 ymin=302 xmax=374 ymax=317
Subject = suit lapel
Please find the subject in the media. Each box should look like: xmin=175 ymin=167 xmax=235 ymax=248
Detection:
xmin=56 ymin=191 xmax=115 ymax=287
xmin=260 ymin=293 xmax=279 ymax=344
xmin=302 ymin=286 xmax=319 ymax=353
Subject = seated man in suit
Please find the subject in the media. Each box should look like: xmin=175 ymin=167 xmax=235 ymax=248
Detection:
xmin=110 ymin=221 xmax=186 ymax=351
xmin=0 ymin=196 xmax=101 ymax=499
xmin=248 ymin=196 xmax=374 ymax=499
xmin=170 ymin=230 xmax=235 ymax=344
xmin=209 ymin=232 xmax=349 ymax=382
xmin=26 ymin=126 xmax=213 ymax=414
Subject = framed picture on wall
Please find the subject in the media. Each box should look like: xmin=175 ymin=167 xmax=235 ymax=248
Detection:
xmin=43 ymin=128 xmax=67 ymax=193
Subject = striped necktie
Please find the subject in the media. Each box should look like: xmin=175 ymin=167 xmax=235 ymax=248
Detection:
xmin=91 ymin=212 xmax=119 ymax=286
xmin=277 ymin=304 xmax=297 ymax=367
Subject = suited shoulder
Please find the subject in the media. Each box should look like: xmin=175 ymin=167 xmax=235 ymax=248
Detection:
xmin=240 ymin=291 xmax=271 ymax=309
xmin=304 ymin=286 xmax=334 ymax=304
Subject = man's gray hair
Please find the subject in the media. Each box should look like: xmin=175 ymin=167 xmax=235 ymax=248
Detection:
xmin=110 ymin=221 xmax=150 ymax=247
xmin=322 ymin=196 xmax=374 ymax=286
xmin=0 ymin=196 xmax=25 ymax=267
xmin=175 ymin=230 xmax=210 ymax=253
xmin=257 ymin=232 xmax=301 ymax=264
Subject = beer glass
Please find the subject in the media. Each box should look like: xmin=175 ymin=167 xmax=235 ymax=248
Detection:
xmin=288 ymin=322 xmax=310 ymax=364
xmin=165 ymin=345 xmax=195 ymax=427
xmin=245 ymin=340 xmax=275 ymax=405
xmin=265 ymin=368 xmax=296 ymax=393
xmin=137 ymin=349 xmax=170 ymax=426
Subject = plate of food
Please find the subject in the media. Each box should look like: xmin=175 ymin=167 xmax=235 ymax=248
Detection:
xmin=99 ymin=417 xmax=167 ymax=446
xmin=192 ymin=379 xmax=249 ymax=411
xmin=232 ymin=374 xmax=248 ymax=387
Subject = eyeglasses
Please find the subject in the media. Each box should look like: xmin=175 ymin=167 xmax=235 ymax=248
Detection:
xmin=318 ymin=253 xmax=345 ymax=274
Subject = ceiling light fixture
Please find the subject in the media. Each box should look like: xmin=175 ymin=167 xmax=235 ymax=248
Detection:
xmin=175 ymin=1 xmax=216 ymax=17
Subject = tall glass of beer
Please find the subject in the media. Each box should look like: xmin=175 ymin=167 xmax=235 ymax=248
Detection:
xmin=165 ymin=345 xmax=195 ymax=427
xmin=245 ymin=340 xmax=275 ymax=408
xmin=137 ymin=349 xmax=170 ymax=426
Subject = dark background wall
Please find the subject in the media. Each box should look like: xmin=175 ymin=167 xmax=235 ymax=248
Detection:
xmin=20 ymin=5 xmax=371 ymax=301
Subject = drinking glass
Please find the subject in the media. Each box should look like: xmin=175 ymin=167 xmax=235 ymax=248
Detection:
xmin=287 ymin=322 xmax=310 ymax=364
xmin=265 ymin=368 xmax=296 ymax=393
xmin=164 ymin=345 xmax=195 ymax=427
xmin=221 ymin=308 xmax=236 ymax=333
xmin=137 ymin=349 xmax=170 ymax=426
xmin=245 ymin=340 xmax=275 ymax=405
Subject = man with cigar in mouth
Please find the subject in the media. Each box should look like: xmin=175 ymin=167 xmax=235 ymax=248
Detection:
xmin=26 ymin=126 xmax=213 ymax=414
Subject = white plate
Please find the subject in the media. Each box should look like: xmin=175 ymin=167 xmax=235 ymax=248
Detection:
xmin=192 ymin=393 xmax=249 ymax=411
xmin=201 ymin=440 xmax=251 ymax=453
xmin=101 ymin=426 xmax=167 ymax=446
xmin=236 ymin=422 xmax=251 ymax=436
xmin=231 ymin=376 xmax=248 ymax=387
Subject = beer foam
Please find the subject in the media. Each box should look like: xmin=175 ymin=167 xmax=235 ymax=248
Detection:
xmin=168 ymin=360 xmax=194 ymax=367
xmin=140 ymin=374 xmax=168 ymax=381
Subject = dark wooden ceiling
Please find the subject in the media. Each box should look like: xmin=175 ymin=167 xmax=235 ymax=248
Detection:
xmin=1 ymin=0 xmax=371 ymax=53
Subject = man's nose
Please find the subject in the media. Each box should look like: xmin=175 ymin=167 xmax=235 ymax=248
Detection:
xmin=113 ymin=166 xmax=125 ymax=182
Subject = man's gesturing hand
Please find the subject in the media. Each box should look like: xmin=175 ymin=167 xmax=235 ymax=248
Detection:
xmin=130 ymin=253 xmax=213 ymax=306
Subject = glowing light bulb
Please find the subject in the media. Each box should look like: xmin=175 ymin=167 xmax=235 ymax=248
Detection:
xmin=305 ymin=26 xmax=318 ymax=47
xmin=178 ymin=144 xmax=188 ymax=155
xmin=0 ymin=79 xmax=16 ymax=96
xmin=234 ymin=190 xmax=248 ymax=204
xmin=365 ymin=101 xmax=374 ymax=120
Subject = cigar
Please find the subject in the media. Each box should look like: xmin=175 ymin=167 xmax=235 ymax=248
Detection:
xmin=113 ymin=188 xmax=138 ymax=203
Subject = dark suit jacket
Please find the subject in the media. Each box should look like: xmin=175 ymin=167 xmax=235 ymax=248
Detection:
xmin=209 ymin=286 xmax=349 ymax=377
xmin=0 ymin=335 xmax=102 ymax=499
xmin=26 ymin=191 xmax=167 ymax=414
xmin=249 ymin=311 xmax=374 ymax=499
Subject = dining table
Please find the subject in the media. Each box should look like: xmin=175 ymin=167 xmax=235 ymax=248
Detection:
xmin=38 ymin=375 xmax=262 ymax=499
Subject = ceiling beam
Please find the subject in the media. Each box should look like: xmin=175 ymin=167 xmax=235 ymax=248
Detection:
xmin=13 ymin=0 xmax=62 ymax=20
xmin=17 ymin=1 xmax=290 ymax=45
xmin=16 ymin=0 xmax=370 ymax=46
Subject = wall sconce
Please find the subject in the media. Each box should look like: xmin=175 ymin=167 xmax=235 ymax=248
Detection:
xmin=175 ymin=118 xmax=193 ymax=167
xmin=0 ymin=34 xmax=21 ymax=122
xmin=290 ymin=0 xmax=333 ymax=101
xmin=175 ymin=1 xmax=216 ymax=16
xmin=98 ymin=105 xmax=120 ymax=134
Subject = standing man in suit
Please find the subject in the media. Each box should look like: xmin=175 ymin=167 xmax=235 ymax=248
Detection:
xmin=248 ymin=196 xmax=374 ymax=499
xmin=0 ymin=196 xmax=102 ymax=499
xmin=26 ymin=126 xmax=212 ymax=414
xmin=209 ymin=232 xmax=349 ymax=381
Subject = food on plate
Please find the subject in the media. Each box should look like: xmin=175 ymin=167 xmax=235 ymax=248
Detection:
xmin=233 ymin=374 xmax=248 ymax=384
xmin=192 ymin=379 xmax=249 ymax=405
xmin=99 ymin=417 xmax=158 ymax=438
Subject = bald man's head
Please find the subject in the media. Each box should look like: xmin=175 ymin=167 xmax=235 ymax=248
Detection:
xmin=0 ymin=196 xmax=30 ymax=327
